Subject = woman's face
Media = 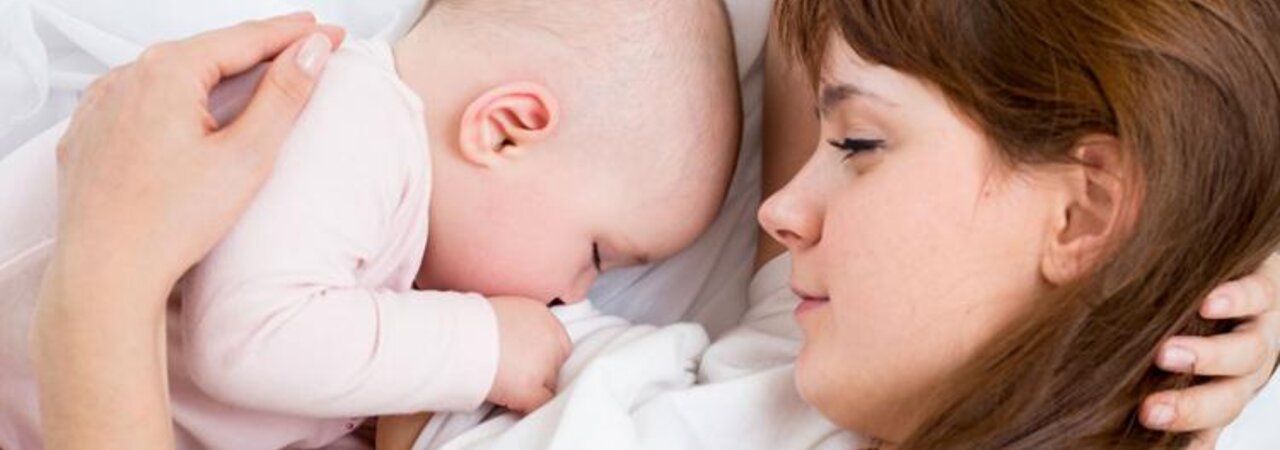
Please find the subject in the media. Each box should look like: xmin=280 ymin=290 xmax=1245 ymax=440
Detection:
xmin=759 ymin=38 xmax=1064 ymax=441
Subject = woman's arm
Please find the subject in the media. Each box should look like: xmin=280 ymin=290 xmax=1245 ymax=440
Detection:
xmin=33 ymin=14 xmax=342 ymax=449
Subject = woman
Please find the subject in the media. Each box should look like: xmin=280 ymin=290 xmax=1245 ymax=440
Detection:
xmin=761 ymin=0 xmax=1280 ymax=447
xmin=29 ymin=6 xmax=1279 ymax=450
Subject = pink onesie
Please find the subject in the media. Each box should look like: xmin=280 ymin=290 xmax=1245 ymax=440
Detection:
xmin=0 ymin=40 xmax=499 ymax=450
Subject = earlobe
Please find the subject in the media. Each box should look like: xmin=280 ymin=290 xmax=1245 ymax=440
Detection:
xmin=1041 ymin=136 xmax=1135 ymax=286
xmin=456 ymin=82 xmax=559 ymax=167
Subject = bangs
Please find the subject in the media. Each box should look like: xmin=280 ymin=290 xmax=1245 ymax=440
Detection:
xmin=771 ymin=0 xmax=1096 ymax=163
xmin=773 ymin=0 xmax=831 ymax=86
xmin=774 ymin=1 xmax=954 ymax=88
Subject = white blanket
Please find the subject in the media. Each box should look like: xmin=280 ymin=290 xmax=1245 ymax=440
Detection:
xmin=413 ymin=256 xmax=873 ymax=450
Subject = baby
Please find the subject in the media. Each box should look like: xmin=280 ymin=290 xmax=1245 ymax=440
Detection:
xmin=0 ymin=0 xmax=740 ymax=449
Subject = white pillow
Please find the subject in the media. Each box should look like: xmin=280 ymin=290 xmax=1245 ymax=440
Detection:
xmin=591 ymin=0 xmax=771 ymax=337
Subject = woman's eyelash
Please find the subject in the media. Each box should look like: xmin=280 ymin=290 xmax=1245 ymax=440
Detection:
xmin=828 ymin=138 xmax=885 ymax=159
xmin=592 ymin=243 xmax=603 ymax=272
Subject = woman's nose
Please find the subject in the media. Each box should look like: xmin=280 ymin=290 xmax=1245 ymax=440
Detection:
xmin=758 ymin=184 xmax=823 ymax=251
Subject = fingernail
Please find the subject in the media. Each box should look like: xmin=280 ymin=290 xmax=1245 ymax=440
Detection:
xmin=1204 ymin=295 xmax=1232 ymax=317
xmin=295 ymin=33 xmax=332 ymax=77
xmin=1159 ymin=345 xmax=1196 ymax=371
xmin=1146 ymin=402 xmax=1175 ymax=428
xmin=283 ymin=11 xmax=314 ymax=21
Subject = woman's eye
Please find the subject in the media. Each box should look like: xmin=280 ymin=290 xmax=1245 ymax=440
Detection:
xmin=828 ymin=138 xmax=885 ymax=160
xmin=591 ymin=243 xmax=603 ymax=273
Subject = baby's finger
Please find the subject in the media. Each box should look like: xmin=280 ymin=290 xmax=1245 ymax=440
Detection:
xmin=508 ymin=386 xmax=555 ymax=414
xmin=1140 ymin=380 xmax=1251 ymax=432
xmin=557 ymin=328 xmax=573 ymax=360
xmin=1158 ymin=330 xmax=1271 ymax=376
xmin=544 ymin=370 xmax=560 ymax=395
xmin=1201 ymin=276 xmax=1274 ymax=320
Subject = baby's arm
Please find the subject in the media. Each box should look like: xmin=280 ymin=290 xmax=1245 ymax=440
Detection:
xmin=178 ymin=87 xmax=500 ymax=416
xmin=184 ymin=279 xmax=500 ymax=416
xmin=375 ymin=413 xmax=433 ymax=450
xmin=180 ymin=64 xmax=568 ymax=419
xmin=181 ymin=158 xmax=569 ymax=419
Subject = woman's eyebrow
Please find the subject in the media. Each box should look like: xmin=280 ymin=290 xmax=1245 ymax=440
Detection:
xmin=818 ymin=81 xmax=898 ymax=116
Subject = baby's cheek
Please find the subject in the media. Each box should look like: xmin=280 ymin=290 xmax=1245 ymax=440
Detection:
xmin=435 ymin=229 xmax=588 ymax=300
xmin=486 ymin=262 xmax=582 ymax=302
xmin=560 ymin=270 xmax=599 ymax=302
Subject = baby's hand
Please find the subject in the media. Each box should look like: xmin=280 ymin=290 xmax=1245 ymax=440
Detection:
xmin=486 ymin=296 xmax=572 ymax=413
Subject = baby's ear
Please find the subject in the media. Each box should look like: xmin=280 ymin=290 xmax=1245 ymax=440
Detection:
xmin=456 ymin=82 xmax=559 ymax=167
xmin=1041 ymin=135 xmax=1138 ymax=285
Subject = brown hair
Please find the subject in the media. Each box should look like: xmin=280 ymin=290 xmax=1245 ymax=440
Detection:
xmin=776 ymin=1 xmax=1280 ymax=448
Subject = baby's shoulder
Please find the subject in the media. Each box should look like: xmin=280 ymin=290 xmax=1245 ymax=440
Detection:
xmin=276 ymin=40 xmax=428 ymax=179
xmin=305 ymin=40 xmax=424 ymax=126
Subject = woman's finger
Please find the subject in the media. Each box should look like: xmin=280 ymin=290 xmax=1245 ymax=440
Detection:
xmin=217 ymin=31 xmax=336 ymax=157
xmin=1201 ymin=274 xmax=1275 ymax=320
xmin=1140 ymin=377 xmax=1254 ymax=432
xmin=1158 ymin=327 xmax=1272 ymax=376
xmin=173 ymin=13 xmax=343 ymax=90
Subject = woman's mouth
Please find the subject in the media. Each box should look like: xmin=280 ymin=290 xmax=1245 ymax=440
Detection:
xmin=792 ymin=286 xmax=830 ymax=317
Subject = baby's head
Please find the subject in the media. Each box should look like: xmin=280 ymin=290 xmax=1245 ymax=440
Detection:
xmin=398 ymin=0 xmax=741 ymax=302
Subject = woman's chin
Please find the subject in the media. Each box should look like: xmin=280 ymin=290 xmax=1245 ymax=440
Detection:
xmin=794 ymin=358 xmax=860 ymax=434
xmin=793 ymin=343 xmax=834 ymax=416
xmin=792 ymin=349 xmax=819 ymax=404
xmin=793 ymin=341 xmax=900 ymax=440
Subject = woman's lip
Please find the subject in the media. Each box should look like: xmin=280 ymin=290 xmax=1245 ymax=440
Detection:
xmin=795 ymin=298 xmax=829 ymax=317
xmin=791 ymin=286 xmax=829 ymax=302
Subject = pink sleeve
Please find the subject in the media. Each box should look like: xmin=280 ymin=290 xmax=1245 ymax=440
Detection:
xmin=179 ymin=58 xmax=498 ymax=417
xmin=183 ymin=284 xmax=498 ymax=417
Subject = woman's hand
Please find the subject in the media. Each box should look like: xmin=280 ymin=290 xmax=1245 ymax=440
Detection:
xmin=1141 ymin=253 xmax=1280 ymax=446
xmin=35 ymin=14 xmax=343 ymax=450
xmin=52 ymin=13 xmax=343 ymax=287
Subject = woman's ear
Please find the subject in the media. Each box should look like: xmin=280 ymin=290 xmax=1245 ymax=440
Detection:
xmin=1042 ymin=135 xmax=1137 ymax=286
xmin=456 ymin=82 xmax=559 ymax=167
